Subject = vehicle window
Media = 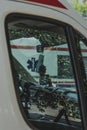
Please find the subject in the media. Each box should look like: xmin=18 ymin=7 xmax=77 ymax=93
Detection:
xmin=6 ymin=14 xmax=83 ymax=130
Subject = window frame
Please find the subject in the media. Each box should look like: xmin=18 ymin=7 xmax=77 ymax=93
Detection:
xmin=5 ymin=13 xmax=85 ymax=130
xmin=66 ymin=27 xmax=87 ymax=130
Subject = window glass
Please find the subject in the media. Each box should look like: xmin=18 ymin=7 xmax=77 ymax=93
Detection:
xmin=6 ymin=14 xmax=83 ymax=130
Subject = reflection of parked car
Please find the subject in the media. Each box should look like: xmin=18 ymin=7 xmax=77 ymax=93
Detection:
xmin=55 ymin=84 xmax=78 ymax=103
xmin=19 ymin=79 xmax=79 ymax=117
xmin=21 ymin=81 xmax=78 ymax=105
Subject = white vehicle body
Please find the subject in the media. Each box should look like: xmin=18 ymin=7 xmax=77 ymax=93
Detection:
xmin=0 ymin=0 xmax=87 ymax=130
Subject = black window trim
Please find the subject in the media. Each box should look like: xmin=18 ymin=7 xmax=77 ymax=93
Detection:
xmin=66 ymin=26 xmax=87 ymax=130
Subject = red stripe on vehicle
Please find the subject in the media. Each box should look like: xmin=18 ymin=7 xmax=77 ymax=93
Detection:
xmin=24 ymin=0 xmax=67 ymax=9
xmin=11 ymin=45 xmax=87 ymax=52
xmin=11 ymin=45 xmax=69 ymax=51
xmin=52 ymin=81 xmax=75 ymax=85
xmin=11 ymin=45 xmax=36 ymax=49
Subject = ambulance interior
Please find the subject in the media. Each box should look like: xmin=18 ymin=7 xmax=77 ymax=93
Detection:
xmin=5 ymin=14 xmax=86 ymax=130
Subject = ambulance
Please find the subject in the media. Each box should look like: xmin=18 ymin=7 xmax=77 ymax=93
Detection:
xmin=0 ymin=0 xmax=87 ymax=130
